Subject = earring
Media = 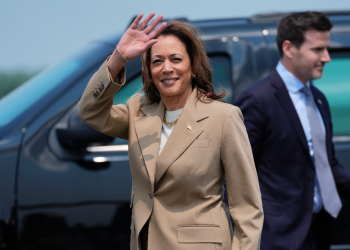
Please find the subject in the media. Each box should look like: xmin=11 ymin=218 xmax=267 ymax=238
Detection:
xmin=192 ymin=74 xmax=195 ymax=79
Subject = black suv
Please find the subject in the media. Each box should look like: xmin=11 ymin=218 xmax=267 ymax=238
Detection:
xmin=1 ymin=11 xmax=350 ymax=250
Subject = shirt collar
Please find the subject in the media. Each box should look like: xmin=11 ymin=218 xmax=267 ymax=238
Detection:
xmin=276 ymin=61 xmax=310 ymax=93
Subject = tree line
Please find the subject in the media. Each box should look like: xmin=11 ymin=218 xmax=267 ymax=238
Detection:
xmin=0 ymin=69 xmax=40 ymax=99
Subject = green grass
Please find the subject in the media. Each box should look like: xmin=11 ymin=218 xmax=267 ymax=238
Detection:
xmin=0 ymin=69 xmax=41 ymax=99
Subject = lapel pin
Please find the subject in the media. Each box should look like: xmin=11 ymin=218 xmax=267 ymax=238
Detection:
xmin=187 ymin=124 xmax=192 ymax=131
xmin=318 ymin=99 xmax=322 ymax=105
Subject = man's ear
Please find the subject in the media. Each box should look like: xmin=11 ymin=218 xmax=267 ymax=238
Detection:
xmin=282 ymin=40 xmax=295 ymax=59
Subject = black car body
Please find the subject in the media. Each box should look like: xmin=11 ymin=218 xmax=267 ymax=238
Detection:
xmin=1 ymin=11 xmax=350 ymax=250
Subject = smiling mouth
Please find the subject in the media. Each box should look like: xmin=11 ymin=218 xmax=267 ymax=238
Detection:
xmin=161 ymin=78 xmax=178 ymax=84
xmin=315 ymin=66 xmax=324 ymax=71
xmin=315 ymin=63 xmax=325 ymax=70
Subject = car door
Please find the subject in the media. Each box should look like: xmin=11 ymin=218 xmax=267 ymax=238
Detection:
xmin=16 ymin=42 xmax=136 ymax=250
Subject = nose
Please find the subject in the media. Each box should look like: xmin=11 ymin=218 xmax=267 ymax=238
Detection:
xmin=162 ymin=60 xmax=173 ymax=74
xmin=321 ymin=49 xmax=331 ymax=63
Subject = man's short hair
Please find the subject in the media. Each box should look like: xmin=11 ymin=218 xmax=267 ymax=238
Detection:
xmin=276 ymin=11 xmax=333 ymax=57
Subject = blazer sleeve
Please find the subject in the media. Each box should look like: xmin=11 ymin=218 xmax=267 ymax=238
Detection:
xmin=322 ymin=96 xmax=350 ymax=201
xmin=221 ymin=106 xmax=264 ymax=250
xmin=331 ymin=142 xmax=350 ymax=202
xmin=234 ymin=91 xmax=266 ymax=164
xmin=78 ymin=60 xmax=130 ymax=140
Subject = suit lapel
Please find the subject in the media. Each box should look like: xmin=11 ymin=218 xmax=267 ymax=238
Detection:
xmin=155 ymin=90 xmax=208 ymax=183
xmin=134 ymin=100 xmax=164 ymax=187
xmin=271 ymin=70 xmax=310 ymax=154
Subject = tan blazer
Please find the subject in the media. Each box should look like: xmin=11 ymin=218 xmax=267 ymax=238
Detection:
xmin=78 ymin=61 xmax=263 ymax=250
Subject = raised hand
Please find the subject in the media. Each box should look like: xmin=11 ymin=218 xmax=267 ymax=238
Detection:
xmin=108 ymin=13 xmax=166 ymax=72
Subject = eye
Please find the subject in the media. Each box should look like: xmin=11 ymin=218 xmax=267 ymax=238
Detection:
xmin=314 ymin=47 xmax=324 ymax=52
xmin=172 ymin=58 xmax=182 ymax=62
xmin=152 ymin=59 xmax=162 ymax=64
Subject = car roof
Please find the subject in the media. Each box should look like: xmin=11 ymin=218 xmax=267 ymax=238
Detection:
xmin=194 ymin=10 xmax=350 ymax=26
xmin=97 ymin=11 xmax=350 ymax=48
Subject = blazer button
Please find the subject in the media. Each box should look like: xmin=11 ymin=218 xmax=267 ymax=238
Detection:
xmin=307 ymin=206 xmax=312 ymax=211
xmin=309 ymin=175 xmax=315 ymax=181
xmin=149 ymin=192 xmax=153 ymax=199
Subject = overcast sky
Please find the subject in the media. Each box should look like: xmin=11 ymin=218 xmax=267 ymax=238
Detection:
xmin=1 ymin=0 xmax=350 ymax=71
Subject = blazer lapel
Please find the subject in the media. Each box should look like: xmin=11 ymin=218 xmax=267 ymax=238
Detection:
xmin=134 ymin=100 xmax=165 ymax=187
xmin=155 ymin=90 xmax=209 ymax=183
xmin=271 ymin=69 xmax=310 ymax=154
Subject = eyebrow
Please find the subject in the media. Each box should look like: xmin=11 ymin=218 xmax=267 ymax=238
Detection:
xmin=310 ymin=45 xmax=330 ymax=49
xmin=151 ymin=53 xmax=183 ymax=60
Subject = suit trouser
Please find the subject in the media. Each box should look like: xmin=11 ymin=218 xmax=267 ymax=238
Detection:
xmin=300 ymin=209 xmax=332 ymax=250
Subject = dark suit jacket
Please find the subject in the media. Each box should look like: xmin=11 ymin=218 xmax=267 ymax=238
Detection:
xmin=234 ymin=69 xmax=350 ymax=250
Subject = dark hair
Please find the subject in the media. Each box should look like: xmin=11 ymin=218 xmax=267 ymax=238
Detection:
xmin=276 ymin=11 xmax=333 ymax=57
xmin=141 ymin=21 xmax=226 ymax=103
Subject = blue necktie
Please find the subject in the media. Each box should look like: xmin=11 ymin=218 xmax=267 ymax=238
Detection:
xmin=302 ymin=86 xmax=342 ymax=218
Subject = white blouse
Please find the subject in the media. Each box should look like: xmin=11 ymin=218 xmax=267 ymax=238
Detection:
xmin=158 ymin=108 xmax=183 ymax=155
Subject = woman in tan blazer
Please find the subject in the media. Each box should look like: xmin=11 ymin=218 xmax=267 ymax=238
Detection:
xmin=78 ymin=13 xmax=263 ymax=250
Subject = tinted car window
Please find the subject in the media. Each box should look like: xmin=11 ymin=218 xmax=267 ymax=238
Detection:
xmin=210 ymin=55 xmax=232 ymax=102
xmin=0 ymin=42 xmax=114 ymax=138
xmin=313 ymin=52 xmax=350 ymax=135
xmin=112 ymin=76 xmax=143 ymax=145
xmin=113 ymin=75 xmax=143 ymax=105
xmin=0 ymin=60 xmax=81 ymax=127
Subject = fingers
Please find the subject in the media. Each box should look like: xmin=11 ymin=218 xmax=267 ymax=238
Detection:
xmin=130 ymin=13 xmax=143 ymax=29
xmin=138 ymin=12 xmax=155 ymax=30
xmin=143 ymin=39 xmax=160 ymax=51
xmin=143 ymin=14 xmax=163 ymax=34
xmin=148 ymin=22 xmax=167 ymax=40
xmin=130 ymin=12 xmax=164 ymax=33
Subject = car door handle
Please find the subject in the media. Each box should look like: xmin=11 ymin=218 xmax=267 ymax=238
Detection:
xmin=84 ymin=155 xmax=129 ymax=163
xmin=333 ymin=136 xmax=350 ymax=143
xmin=86 ymin=145 xmax=128 ymax=153
xmin=333 ymin=136 xmax=350 ymax=151
xmin=85 ymin=144 xmax=129 ymax=162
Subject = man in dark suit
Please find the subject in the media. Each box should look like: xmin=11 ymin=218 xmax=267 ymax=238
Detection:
xmin=234 ymin=11 xmax=350 ymax=250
